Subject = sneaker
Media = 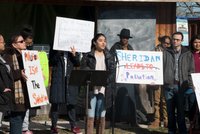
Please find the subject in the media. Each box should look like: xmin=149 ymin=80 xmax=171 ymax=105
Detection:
xmin=51 ymin=127 xmax=58 ymax=134
xmin=22 ymin=130 xmax=33 ymax=134
xmin=71 ymin=126 xmax=81 ymax=134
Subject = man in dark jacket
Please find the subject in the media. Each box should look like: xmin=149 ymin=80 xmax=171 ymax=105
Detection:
xmin=3 ymin=33 xmax=31 ymax=134
xmin=49 ymin=47 xmax=81 ymax=134
xmin=110 ymin=28 xmax=133 ymax=55
xmin=109 ymin=28 xmax=138 ymax=126
xmin=163 ymin=32 xmax=195 ymax=134
xmin=0 ymin=34 xmax=13 ymax=128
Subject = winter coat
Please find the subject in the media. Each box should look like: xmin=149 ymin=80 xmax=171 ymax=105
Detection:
xmin=0 ymin=57 xmax=13 ymax=112
xmin=3 ymin=47 xmax=29 ymax=112
xmin=110 ymin=41 xmax=133 ymax=56
xmin=80 ymin=49 xmax=115 ymax=109
xmin=49 ymin=50 xmax=80 ymax=104
xmin=163 ymin=46 xmax=195 ymax=92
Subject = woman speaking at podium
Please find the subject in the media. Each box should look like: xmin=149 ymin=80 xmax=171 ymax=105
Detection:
xmin=80 ymin=33 xmax=115 ymax=134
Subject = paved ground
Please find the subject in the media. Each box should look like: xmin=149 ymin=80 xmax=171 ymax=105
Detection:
xmin=1 ymin=116 xmax=199 ymax=134
xmin=0 ymin=119 xmax=168 ymax=134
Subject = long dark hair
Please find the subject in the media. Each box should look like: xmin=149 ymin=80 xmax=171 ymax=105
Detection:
xmin=189 ymin=34 xmax=200 ymax=52
xmin=91 ymin=33 xmax=107 ymax=50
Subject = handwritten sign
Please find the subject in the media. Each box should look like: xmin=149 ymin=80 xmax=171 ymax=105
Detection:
xmin=116 ymin=50 xmax=163 ymax=85
xmin=53 ymin=17 xmax=94 ymax=52
xmin=22 ymin=50 xmax=49 ymax=107
xmin=191 ymin=73 xmax=200 ymax=112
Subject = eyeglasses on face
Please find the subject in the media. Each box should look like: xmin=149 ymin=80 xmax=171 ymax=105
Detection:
xmin=172 ymin=38 xmax=182 ymax=42
xmin=15 ymin=40 xmax=25 ymax=44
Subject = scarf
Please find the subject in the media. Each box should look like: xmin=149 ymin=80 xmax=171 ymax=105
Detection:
xmin=12 ymin=54 xmax=25 ymax=104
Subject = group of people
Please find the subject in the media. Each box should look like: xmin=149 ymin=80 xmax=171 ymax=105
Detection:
xmin=0 ymin=25 xmax=34 ymax=134
xmin=149 ymin=32 xmax=200 ymax=134
xmin=0 ymin=28 xmax=123 ymax=134
xmin=0 ymin=26 xmax=200 ymax=134
xmin=48 ymin=30 xmax=129 ymax=134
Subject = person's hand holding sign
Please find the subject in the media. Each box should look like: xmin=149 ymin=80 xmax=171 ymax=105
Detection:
xmin=21 ymin=69 xmax=28 ymax=81
xmin=70 ymin=46 xmax=76 ymax=56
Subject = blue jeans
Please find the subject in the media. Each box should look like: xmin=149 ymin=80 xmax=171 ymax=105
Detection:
xmin=88 ymin=93 xmax=106 ymax=118
xmin=164 ymin=85 xmax=187 ymax=134
xmin=10 ymin=111 xmax=26 ymax=134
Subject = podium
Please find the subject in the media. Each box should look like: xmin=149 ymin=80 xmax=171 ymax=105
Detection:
xmin=69 ymin=69 xmax=109 ymax=134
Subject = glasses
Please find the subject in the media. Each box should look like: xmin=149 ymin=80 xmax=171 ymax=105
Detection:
xmin=172 ymin=38 xmax=182 ymax=42
xmin=15 ymin=40 xmax=25 ymax=44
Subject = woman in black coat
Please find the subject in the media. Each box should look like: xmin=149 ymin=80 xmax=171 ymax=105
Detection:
xmin=80 ymin=33 xmax=115 ymax=134
xmin=0 ymin=34 xmax=13 ymax=127
xmin=49 ymin=47 xmax=81 ymax=134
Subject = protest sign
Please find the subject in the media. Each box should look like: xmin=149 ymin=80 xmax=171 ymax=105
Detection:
xmin=116 ymin=50 xmax=163 ymax=85
xmin=191 ymin=73 xmax=200 ymax=112
xmin=22 ymin=50 xmax=49 ymax=107
xmin=53 ymin=17 xmax=94 ymax=52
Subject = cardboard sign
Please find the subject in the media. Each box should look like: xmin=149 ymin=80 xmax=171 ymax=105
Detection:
xmin=22 ymin=50 xmax=49 ymax=107
xmin=116 ymin=50 xmax=163 ymax=85
xmin=191 ymin=73 xmax=200 ymax=112
xmin=53 ymin=17 xmax=94 ymax=52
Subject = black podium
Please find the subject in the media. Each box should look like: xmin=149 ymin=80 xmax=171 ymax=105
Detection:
xmin=69 ymin=70 xmax=109 ymax=134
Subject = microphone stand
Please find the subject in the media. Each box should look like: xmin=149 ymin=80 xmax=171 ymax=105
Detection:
xmin=112 ymin=86 xmax=115 ymax=134
xmin=111 ymin=52 xmax=120 ymax=134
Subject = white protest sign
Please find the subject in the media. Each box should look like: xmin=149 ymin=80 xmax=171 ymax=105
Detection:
xmin=116 ymin=50 xmax=163 ymax=85
xmin=53 ymin=17 xmax=94 ymax=52
xmin=22 ymin=50 xmax=49 ymax=107
xmin=191 ymin=73 xmax=200 ymax=112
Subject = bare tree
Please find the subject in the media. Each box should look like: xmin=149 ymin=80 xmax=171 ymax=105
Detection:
xmin=177 ymin=2 xmax=200 ymax=17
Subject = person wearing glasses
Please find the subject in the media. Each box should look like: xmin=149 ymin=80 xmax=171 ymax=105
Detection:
xmin=155 ymin=36 xmax=171 ymax=51
xmin=163 ymin=32 xmax=195 ymax=134
xmin=3 ymin=33 xmax=29 ymax=134
xmin=0 ymin=34 xmax=13 ymax=129
xmin=20 ymin=25 xmax=34 ymax=134
xmin=149 ymin=35 xmax=171 ymax=128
